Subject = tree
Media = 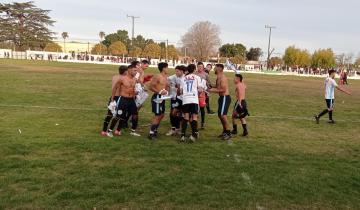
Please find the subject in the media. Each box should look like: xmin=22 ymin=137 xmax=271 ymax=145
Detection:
xmin=91 ymin=43 xmax=107 ymax=55
xmin=142 ymin=43 xmax=161 ymax=58
xmin=181 ymin=21 xmax=221 ymax=60
xmin=167 ymin=45 xmax=179 ymax=60
xmin=355 ymin=57 xmax=360 ymax=68
xmin=229 ymin=55 xmax=246 ymax=65
xmin=102 ymin=30 xmax=131 ymax=50
xmin=44 ymin=42 xmax=62 ymax=52
xmin=132 ymin=35 xmax=147 ymax=50
xmin=246 ymin=47 xmax=263 ymax=61
xmin=269 ymin=57 xmax=283 ymax=67
xmin=108 ymin=41 xmax=127 ymax=56
xmin=129 ymin=47 xmax=142 ymax=57
xmin=312 ymin=48 xmax=335 ymax=69
xmin=61 ymin=32 xmax=69 ymax=52
xmin=219 ymin=43 xmax=246 ymax=58
xmin=283 ymin=46 xmax=311 ymax=67
xmin=0 ymin=1 xmax=55 ymax=50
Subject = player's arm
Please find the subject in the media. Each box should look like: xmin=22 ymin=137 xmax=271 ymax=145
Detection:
xmin=209 ymin=79 xmax=225 ymax=93
xmin=336 ymin=85 xmax=351 ymax=95
xmin=148 ymin=75 xmax=159 ymax=93
xmin=111 ymin=80 xmax=122 ymax=101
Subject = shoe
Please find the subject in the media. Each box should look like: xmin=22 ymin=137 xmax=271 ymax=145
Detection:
xmin=208 ymin=111 xmax=215 ymax=115
xmin=180 ymin=136 xmax=186 ymax=142
xmin=242 ymin=130 xmax=248 ymax=137
xmin=114 ymin=130 xmax=121 ymax=136
xmin=189 ymin=135 xmax=196 ymax=143
xmin=194 ymin=132 xmax=199 ymax=139
xmin=101 ymin=131 xmax=107 ymax=137
xmin=166 ymin=129 xmax=176 ymax=136
xmin=175 ymin=129 xmax=181 ymax=136
xmin=130 ymin=130 xmax=141 ymax=137
xmin=200 ymin=124 xmax=205 ymax=130
xmin=148 ymin=134 xmax=157 ymax=140
xmin=218 ymin=133 xmax=225 ymax=138
xmin=328 ymin=120 xmax=335 ymax=124
xmin=222 ymin=133 xmax=231 ymax=140
xmin=314 ymin=115 xmax=320 ymax=124
xmin=106 ymin=131 xmax=114 ymax=138
xmin=231 ymin=130 xmax=238 ymax=135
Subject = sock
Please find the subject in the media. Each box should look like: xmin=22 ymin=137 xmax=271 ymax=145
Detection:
xmin=108 ymin=117 xmax=119 ymax=131
xmin=225 ymin=130 xmax=231 ymax=135
xmin=170 ymin=115 xmax=175 ymax=128
xmin=329 ymin=111 xmax=333 ymax=121
xmin=242 ymin=124 xmax=247 ymax=132
xmin=200 ymin=108 xmax=205 ymax=125
xmin=190 ymin=120 xmax=198 ymax=136
xmin=102 ymin=113 xmax=113 ymax=132
xmin=181 ymin=119 xmax=188 ymax=136
xmin=150 ymin=124 xmax=157 ymax=134
xmin=233 ymin=124 xmax=237 ymax=132
xmin=318 ymin=109 xmax=328 ymax=118
xmin=174 ymin=116 xmax=181 ymax=129
xmin=131 ymin=115 xmax=138 ymax=130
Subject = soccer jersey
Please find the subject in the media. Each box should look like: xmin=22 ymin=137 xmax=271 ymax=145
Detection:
xmin=325 ymin=77 xmax=338 ymax=99
xmin=180 ymin=74 xmax=203 ymax=105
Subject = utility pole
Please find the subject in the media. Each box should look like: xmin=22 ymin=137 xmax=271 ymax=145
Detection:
xmin=265 ymin=25 xmax=276 ymax=69
xmin=127 ymin=15 xmax=140 ymax=47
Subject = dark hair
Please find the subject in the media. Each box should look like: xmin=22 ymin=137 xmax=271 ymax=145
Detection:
xmin=206 ymin=63 xmax=213 ymax=68
xmin=215 ymin=64 xmax=224 ymax=70
xmin=187 ymin=64 xmax=196 ymax=74
xmin=141 ymin=60 xmax=149 ymax=65
xmin=118 ymin=65 xmax=128 ymax=75
xmin=131 ymin=61 xmax=140 ymax=66
xmin=235 ymin=74 xmax=243 ymax=82
xmin=175 ymin=65 xmax=187 ymax=72
xmin=158 ymin=62 xmax=168 ymax=72
xmin=328 ymin=69 xmax=336 ymax=75
xmin=197 ymin=62 xmax=204 ymax=66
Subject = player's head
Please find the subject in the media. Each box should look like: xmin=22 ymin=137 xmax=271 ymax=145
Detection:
xmin=206 ymin=64 xmax=213 ymax=71
xmin=234 ymin=74 xmax=243 ymax=84
xmin=175 ymin=65 xmax=185 ymax=77
xmin=158 ymin=62 xmax=168 ymax=73
xmin=187 ymin=64 xmax=196 ymax=74
xmin=127 ymin=64 xmax=138 ymax=77
xmin=197 ymin=62 xmax=204 ymax=72
xmin=328 ymin=69 xmax=336 ymax=78
xmin=215 ymin=64 xmax=224 ymax=75
xmin=141 ymin=60 xmax=149 ymax=70
xmin=118 ymin=65 xmax=128 ymax=75
xmin=131 ymin=60 xmax=141 ymax=69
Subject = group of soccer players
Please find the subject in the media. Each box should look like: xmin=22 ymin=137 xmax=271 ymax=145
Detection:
xmin=101 ymin=60 xmax=250 ymax=142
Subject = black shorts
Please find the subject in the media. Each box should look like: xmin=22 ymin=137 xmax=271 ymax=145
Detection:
xmin=182 ymin=103 xmax=199 ymax=115
xmin=218 ymin=95 xmax=231 ymax=116
xmin=116 ymin=97 xmax=138 ymax=119
xmin=234 ymin=100 xmax=249 ymax=118
xmin=152 ymin=94 xmax=165 ymax=116
xmin=170 ymin=98 xmax=182 ymax=110
xmin=325 ymin=99 xmax=335 ymax=110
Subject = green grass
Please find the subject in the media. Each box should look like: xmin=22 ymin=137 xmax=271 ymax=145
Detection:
xmin=0 ymin=59 xmax=359 ymax=209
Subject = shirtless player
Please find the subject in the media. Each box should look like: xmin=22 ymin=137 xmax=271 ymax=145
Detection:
xmin=148 ymin=62 xmax=169 ymax=140
xmin=208 ymin=64 xmax=232 ymax=140
xmin=107 ymin=64 xmax=138 ymax=137
xmin=231 ymin=74 xmax=249 ymax=137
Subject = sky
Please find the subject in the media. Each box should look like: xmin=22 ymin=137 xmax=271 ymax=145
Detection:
xmin=3 ymin=0 xmax=360 ymax=58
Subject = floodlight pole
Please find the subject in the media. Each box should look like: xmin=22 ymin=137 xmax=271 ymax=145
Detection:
xmin=265 ymin=25 xmax=276 ymax=69
xmin=127 ymin=15 xmax=140 ymax=47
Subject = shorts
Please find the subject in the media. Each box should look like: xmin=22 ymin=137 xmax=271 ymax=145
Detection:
xmin=182 ymin=103 xmax=199 ymax=115
xmin=325 ymin=99 xmax=335 ymax=110
xmin=170 ymin=98 xmax=182 ymax=110
xmin=218 ymin=95 xmax=231 ymax=116
xmin=116 ymin=97 xmax=138 ymax=119
xmin=152 ymin=94 xmax=165 ymax=116
xmin=234 ymin=99 xmax=249 ymax=118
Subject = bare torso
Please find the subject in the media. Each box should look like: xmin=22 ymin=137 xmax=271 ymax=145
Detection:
xmin=236 ymin=82 xmax=246 ymax=100
xmin=216 ymin=75 xmax=230 ymax=96
xmin=149 ymin=74 xmax=168 ymax=93
xmin=112 ymin=75 xmax=123 ymax=96
xmin=118 ymin=76 xmax=136 ymax=97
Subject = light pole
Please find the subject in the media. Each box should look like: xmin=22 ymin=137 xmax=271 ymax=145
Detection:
xmin=127 ymin=15 xmax=140 ymax=47
xmin=265 ymin=25 xmax=276 ymax=69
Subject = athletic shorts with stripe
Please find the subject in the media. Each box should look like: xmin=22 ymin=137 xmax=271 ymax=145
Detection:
xmin=325 ymin=99 xmax=335 ymax=110
xmin=151 ymin=94 xmax=165 ymax=116
xmin=234 ymin=99 xmax=249 ymax=119
xmin=218 ymin=95 xmax=231 ymax=116
xmin=116 ymin=97 xmax=138 ymax=120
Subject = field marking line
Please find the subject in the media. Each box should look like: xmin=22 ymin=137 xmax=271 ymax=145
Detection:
xmin=1 ymin=104 xmax=360 ymax=123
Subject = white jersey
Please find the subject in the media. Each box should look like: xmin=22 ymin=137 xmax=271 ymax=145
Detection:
xmin=180 ymin=74 xmax=203 ymax=105
xmin=168 ymin=74 xmax=184 ymax=100
xmin=325 ymin=77 xmax=338 ymax=99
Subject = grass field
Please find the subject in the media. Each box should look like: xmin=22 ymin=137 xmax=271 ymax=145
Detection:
xmin=0 ymin=59 xmax=359 ymax=210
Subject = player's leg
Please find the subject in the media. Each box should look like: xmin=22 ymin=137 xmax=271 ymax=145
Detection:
xmin=220 ymin=96 xmax=232 ymax=140
xmin=315 ymin=99 xmax=330 ymax=124
xmin=189 ymin=105 xmax=199 ymax=142
xmin=206 ymin=94 xmax=215 ymax=114
xmin=129 ymin=99 xmax=141 ymax=136
xmin=328 ymin=99 xmax=335 ymax=124
xmin=102 ymin=97 xmax=115 ymax=136
xmin=200 ymin=107 xmax=205 ymax=129
xmin=217 ymin=97 xmax=226 ymax=137
xmin=166 ymin=100 xmax=177 ymax=136
xmin=149 ymin=95 xmax=165 ymax=140
xmin=181 ymin=111 xmax=190 ymax=142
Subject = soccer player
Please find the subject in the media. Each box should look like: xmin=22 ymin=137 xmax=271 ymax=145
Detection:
xmin=148 ymin=62 xmax=169 ymax=140
xmin=101 ymin=65 xmax=127 ymax=136
xmin=180 ymin=64 xmax=205 ymax=142
xmin=107 ymin=64 xmax=139 ymax=137
xmin=166 ymin=65 xmax=186 ymax=136
xmin=208 ymin=64 xmax=232 ymax=140
xmin=314 ymin=69 xmax=351 ymax=124
xmin=205 ymin=63 xmax=215 ymax=115
xmin=196 ymin=62 xmax=212 ymax=129
xmin=231 ymin=74 xmax=249 ymax=137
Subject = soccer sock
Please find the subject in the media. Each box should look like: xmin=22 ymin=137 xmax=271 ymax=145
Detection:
xmin=102 ymin=113 xmax=113 ymax=132
xmin=200 ymin=107 xmax=205 ymax=125
xmin=318 ymin=109 xmax=329 ymax=118
xmin=181 ymin=119 xmax=188 ymax=136
xmin=150 ymin=124 xmax=157 ymax=134
xmin=170 ymin=115 xmax=176 ymax=129
xmin=242 ymin=123 xmax=247 ymax=132
xmin=206 ymin=97 xmax=210 ymax=113
xmin=108 ymin=117 xmax=119 ymax=131
xmin=174 ymin=116 xmax=181 ymax=129
xmin=329 ymin=111 xmax=333 ymax=121
xmin=131 ymin=116 xmax=138 ymax=130
xmin=190 ymin=120 xmax=198 ymax=136
xmin=233 ymin=124 xmax=238 ymax=132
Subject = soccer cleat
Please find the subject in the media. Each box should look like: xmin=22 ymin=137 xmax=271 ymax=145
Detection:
xmin=231 ymin=130 xmax=238 ymax=135
xmin=218 ymin=133 xmax=225 ymax=138
xmin=242 ymin=130 xmax=249 ymax=137
xmin=200 ymin=124 xmax=205 ymax=130
xmin=114 ymin=130 xmax=121 ymax=136
xmin=101 ymin=131 xmax=107 ymax=137
xmin=222 ymin=133 xmax=231 ymax=140
xmin=328 ymin=120 xmax=335 ymax=124
xmin=189 ymin=135 xmax=196 ymax=143
xmin=180 ymin=136 xmax=186 ymax=142
xmin=314 ymin=115 xmax=320 ymax=124
xmin=130 ymin=130 xmax=141 ymax=137
xmin=166 ymin=129 xmax=176 ymax=136
xmin=106 ymin=131 xmax=114 ymax=138
xmin=175 ymin=129 xmax=181 ymax=136
xmin=148 ymin=134 xmax=157 ymax=141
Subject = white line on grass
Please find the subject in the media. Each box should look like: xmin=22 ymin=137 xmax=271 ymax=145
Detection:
xmin=1 ymin=104 xmax=360 ymax=123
